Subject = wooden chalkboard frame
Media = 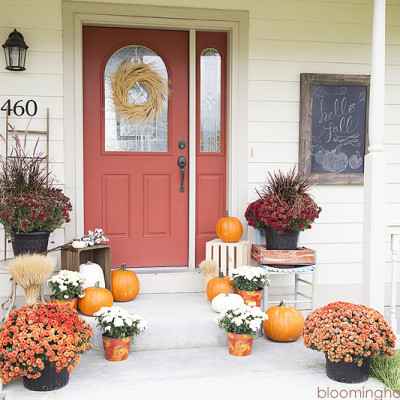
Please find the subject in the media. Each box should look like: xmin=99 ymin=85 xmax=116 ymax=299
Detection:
xmin=299 ymin=73 xmax=370 ymax=184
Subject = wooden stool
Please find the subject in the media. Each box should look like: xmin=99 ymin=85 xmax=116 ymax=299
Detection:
xmin=205 ymin=239 xmax=251 ymax=276
xmin=61 ymin=244 xmax=112 ymax=291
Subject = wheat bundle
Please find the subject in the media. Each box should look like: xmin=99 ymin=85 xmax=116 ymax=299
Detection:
xmin=111 ymin=61 xmax=168 ymax=123
xmin=9 ymin=254 xmax=57 ymax=304
xmin=199 ymin=260 xmax=218 ymax=299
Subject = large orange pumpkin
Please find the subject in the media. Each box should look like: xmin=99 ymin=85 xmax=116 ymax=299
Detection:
xmin=78 ymin=281 xmax=114 ymax=316
xmin=263 ymin=300 xmax=304 ymax=342
xmin=112 ymin=263 xmax=140 ymax=302
xmin=216 ymin=215 xmax=243 ymax=243
xmin=206 ymin=272 xmax=232 ymax=302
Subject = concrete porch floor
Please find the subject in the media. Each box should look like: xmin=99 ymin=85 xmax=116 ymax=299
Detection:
xmin=0 ymin=292 xmax=396 ymax=399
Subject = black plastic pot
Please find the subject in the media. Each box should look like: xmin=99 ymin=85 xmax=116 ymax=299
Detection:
xmin=11 ymin=231 xmax=50 ymax=256
xmin=23 ymin=361 xmax=70 ymax=391
xmin=264 ymin=228 xmax=300 ymax=250
xmin=325 ymin=355 xmax=371 ymax=384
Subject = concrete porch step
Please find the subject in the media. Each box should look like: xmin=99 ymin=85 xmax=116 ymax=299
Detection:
xmin=83 ymin=292 xmax=230 ymax=352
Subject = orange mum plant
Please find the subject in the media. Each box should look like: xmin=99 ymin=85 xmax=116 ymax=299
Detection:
xmin=303 ymin=302 xmax=396 ymax=366
xmin=0 ymin=303 xmax=93 ymax=384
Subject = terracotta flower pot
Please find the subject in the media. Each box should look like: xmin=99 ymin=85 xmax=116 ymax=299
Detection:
xmin=238 ymin=289 xmax=263 ymax=308
xmin=227 ymin=332 xmax=254 ymax=356
xmin=50 ymin=297 xmax=78 ymax=310
xmin=102 ymin=334 xmax=131 ymax=361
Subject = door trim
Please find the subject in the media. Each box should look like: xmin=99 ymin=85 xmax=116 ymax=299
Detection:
xmin=62 ymin=2 xmax=249 ymax=268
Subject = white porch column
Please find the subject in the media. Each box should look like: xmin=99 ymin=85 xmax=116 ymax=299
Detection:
xmin=362 ymin=0 xmax=386 ymax=313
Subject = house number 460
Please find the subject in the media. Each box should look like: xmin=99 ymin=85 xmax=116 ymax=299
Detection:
xmin=1 ymin=99 xmax=38 ymax=116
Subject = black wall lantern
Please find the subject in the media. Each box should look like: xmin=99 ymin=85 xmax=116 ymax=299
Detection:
xmin=2 ymin=29 xmax=28 ymax=71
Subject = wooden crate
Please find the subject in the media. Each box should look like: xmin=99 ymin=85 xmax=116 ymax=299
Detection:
xmin=251 ymin=244 xmax=315 ymax=267
xmin=61 ymin=244 xmax=112 ymax=290
xmin=206 ymin=239 xmax=251 ymax=276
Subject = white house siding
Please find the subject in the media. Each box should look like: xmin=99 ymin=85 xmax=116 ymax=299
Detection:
xmin=0 ymin=0 xmax=399 ymax=306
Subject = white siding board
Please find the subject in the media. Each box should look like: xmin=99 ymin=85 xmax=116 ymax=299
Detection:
xmin=301 ymin=223 xmax=363 ymax=244
xmin=387 ymin=165 xmax=400 ymax=183
xmin=248 ymin=122 xmax=299 ymax=143
xmin=317 ymin=264 xmax=361 ymax=285
xmin=0 ymin=74 xmax=63 ymax=96
xmin=247 ymin=163 xmax=298 ymax=182
xmin=386 ymin=85 xmax=400 ymax=105
xmin=249 ymin=2 xmax=372 ymax=24
xmin=248 ymin=81 xmax=299 ymax=102
xmin=249 ymin=142 xmax=298 ymax=163
xmin=313 ymin=243 xmax=362 ymax=264
xmin=316 ymin=203 xmax=364 ymax=224
xmin=250 ymin=39 xmax=371 ymax=64
xmin=312 ymin=186 xmax=363 ymax=204
xmin=386 ymin=105 xmax=400 ymax=125
xmin=384 ymin=145 xmax=400 ymax=163
xmin=248 ymin=101 xmax=299 ymax=122
xmin=0 ymin=5 xmax=62 ymax=30
xmin=250 ymin=19 xmax=372 ymax=45
xmin=385 ymin=125 xmax=400 ymax=144
xmin=249 ymin=60 xmax=371 ymax=82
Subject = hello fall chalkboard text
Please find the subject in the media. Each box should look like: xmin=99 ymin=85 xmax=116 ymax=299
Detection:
xmin=299 ymin=73 xmax=370 ymax=184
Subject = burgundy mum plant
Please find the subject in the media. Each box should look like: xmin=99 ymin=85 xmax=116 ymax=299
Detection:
xmin=0 ymin=133 xmax=72 ymax=235
xmin=245 ymin=167 xmax=321 ymax=234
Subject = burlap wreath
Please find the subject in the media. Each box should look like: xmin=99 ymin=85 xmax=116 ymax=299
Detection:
xmin=111 ymin=61 xmax=168 ymax=123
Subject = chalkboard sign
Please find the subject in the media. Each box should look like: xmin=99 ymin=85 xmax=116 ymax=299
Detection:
xmin=299 ymin=73 xmax=370 ymax=184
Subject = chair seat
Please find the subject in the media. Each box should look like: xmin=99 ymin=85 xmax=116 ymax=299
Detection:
xmin=263 ymin=264 xmax=318 ymax=273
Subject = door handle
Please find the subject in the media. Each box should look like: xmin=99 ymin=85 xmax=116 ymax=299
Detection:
xmin=177 ymin=156 xmax=186 ymax=192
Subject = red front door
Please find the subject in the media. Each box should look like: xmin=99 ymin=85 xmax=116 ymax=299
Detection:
xmin=83 ymin=27 xmax=189 ymax=267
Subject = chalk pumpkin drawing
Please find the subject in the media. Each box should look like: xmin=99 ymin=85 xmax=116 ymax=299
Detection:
xmin=321 ymin=146 xmax=349 ymax=173
xmin=349 ymin=151 xmax=363 ymax=170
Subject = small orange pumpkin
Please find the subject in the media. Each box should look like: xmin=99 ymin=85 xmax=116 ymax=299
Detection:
xmin=216 ymin=214 xmax=243 ymax=243
xmin=112 ymin=263 xmax=140 ymax=302
xmin=206 ymin=272 xmax=233 ymax=302
xmin=78 ymin=281 xmax=114 ymax=316
xmin=263 ymin=300 xmax=304 ymax=342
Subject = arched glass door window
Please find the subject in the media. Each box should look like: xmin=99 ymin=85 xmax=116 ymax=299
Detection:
xmin=200 ymin=48 xmax=221 ymax=153
xmin=104 ymin=45 xmax=168 ymax=152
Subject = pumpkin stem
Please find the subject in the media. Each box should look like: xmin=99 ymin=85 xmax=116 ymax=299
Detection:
xmin=121 ymin=263 xmax=127 ymax=271
xmin=94 ymin=281 xmax=100 ymax=289
xmin=226 ymin=210 xmax=229 ymax=218
xmin=218 ymin=271 xmax=225 ymax=279
xmin=87 ymin=261 xmax=92 ymax=265
xmin=225 ymin=290 xmax=234 ymax=296
xmin=279 ymin=300 xmax=287 ymax=308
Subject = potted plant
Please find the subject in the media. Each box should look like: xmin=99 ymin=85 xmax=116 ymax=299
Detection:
xmin=94 ymin=306 xmax=147 ymax=361
xmin=303 ymin=301 xmax=396 ymax=383
xmin=245 ymin=167 xmax=321 ymax=250
xmin=0 ymin=303 xmax=93 ymax=391
xmin=0 ymin=134 xmax=72 ymax=255
xmin=218 ymin=304 xmax=268 ymax=356
xmin=231 ymin=266 xmax=270 ymax=307
xmin=47 ymin=270 xmax=85 ymax=309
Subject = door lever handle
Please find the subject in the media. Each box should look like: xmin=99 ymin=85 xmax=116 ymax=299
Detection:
xmin=177 ymin=156 xmax=186 ymax=192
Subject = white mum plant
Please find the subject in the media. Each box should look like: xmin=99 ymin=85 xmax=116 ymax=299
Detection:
xmin=217 ymin=304 xmax=268 ymax=336
xmin=94 ymin=306 xmax=147 ymax=341
xmin=231 ymin=266 xmax=270 ymax=291
xmin=47 ymin=270 xmax=85 ymax=300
